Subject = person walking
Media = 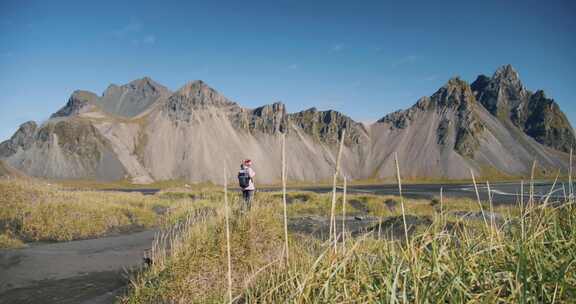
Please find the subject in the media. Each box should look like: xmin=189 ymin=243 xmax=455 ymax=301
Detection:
xmin=238 ymin=159 xmax=256 ymax=211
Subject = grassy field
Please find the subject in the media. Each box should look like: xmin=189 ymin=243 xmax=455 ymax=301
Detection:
xmin=1 ymin=176 xmax=574 ymax=302
xmin=119 ymin=187 xmax=575 ymax=303
xmin=0 ymin=179 xmax=221 ymax=248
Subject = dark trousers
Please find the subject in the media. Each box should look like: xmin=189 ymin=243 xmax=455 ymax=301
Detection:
xmin=242 ymin=190 xmax=254 ymax=211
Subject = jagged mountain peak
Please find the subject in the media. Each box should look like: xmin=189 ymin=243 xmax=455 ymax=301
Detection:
xmin=50 ymin=90 xmax=99 ymax=119
xmin=472 ymin=64 xmax=527 ymax=116
xmin=71 ymin=90 xmax=99 ymax=101
xmin=125 ymin=76 xmax=168 ymax=93
xmin=492 ymin=64 xmax=526 ymax=99
xmin=296 ymin=107 xmax=353 ymax=119
xmin=230 ymin=102 xmax=288 ymax=135
xmin=445 ymin=76 xmax=467 ymax=87
xmin=532 ymin=89 xmax=546 ymax=99
xmin=2 ymin=66 xmax=574 ymax=183
xmin=438 ymin=76 xmax=472 ymax=95
xmin=173 ymin=80 xmax=235 ymax=106
xmin=519 ymin=90 xmax=576 ymax=152
xmin=288 ymin=107 xmax=367 ymax=146
xmin=102 ymin=76 xmax=169 ymax=99
xmin=164 ymin=80 xmax=237 ymax=123
xmin=472 ymin=65 xmax=575 ymax=153
xmin=408 ymin=77 xmax=477 ymax=113
xmin=0 ymin=121 xmax=38 ymax=158
xmin=493 ymin=64 xmax=522 ymax=84
xmin=97 ymin=77 xmax=170 ymax=118
xmin=131 ymin=76 xmax=154 ymax=84
xmin=377 ymin=77 xmax=477 ymax=129
xmin=17 ymin=120 xmax=38 ymax=130
xmin=177 ymin=80 xmax=212 ymax=95
xmin=253 ymin=101 xmax=286 ymax=114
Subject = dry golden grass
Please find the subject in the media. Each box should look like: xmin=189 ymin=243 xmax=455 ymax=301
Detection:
xmin=120 ymin=188 xmax=575 ymax=303
xmin=121 ymin=199 xmax=286 ymax=304
xmin=0 ymin=232 xmax=24 ymax=248
xmin=0 ymin=179 xmax=216 ymax=248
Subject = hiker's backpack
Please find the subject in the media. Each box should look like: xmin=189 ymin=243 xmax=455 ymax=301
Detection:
xmin=238 ymin=169 xmax=251 ymax=189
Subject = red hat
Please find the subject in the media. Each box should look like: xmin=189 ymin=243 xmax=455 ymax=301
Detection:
xmin=243 ymin=159 xmax=252 ymax=166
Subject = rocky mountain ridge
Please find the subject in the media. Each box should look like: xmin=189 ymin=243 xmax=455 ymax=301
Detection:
xmin=1 ymin=65 xmax=573 ymax=183
xmin=471 ymin=64 xmax=575 ymax=152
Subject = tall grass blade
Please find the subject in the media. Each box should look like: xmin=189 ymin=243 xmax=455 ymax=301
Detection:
xmin=543 ymin=170 xmax=560 ymax=207
xmin=470 ymin=169 xmax=489 ymax=230
xmin=530 ymin=160 xmax=537 ymax=209
xmin=486 ymin=181 xmax=496 ymax=241
xmin=342 ymin=175 xmax=347 ymax=253
xmin=394 ymin=152 xmax=409 ymax=245
xmin=224 ymin=166 xmax=233 ymax=303
xmin=570 ymin=148 xmax=573 ymax=203
xmin=281 ymin=133 xmax=289 ymax=266
xmin=330 ymin=129 xmax=345 ymax=251
xmin=440 ymin=187 xmax=444 ymax=226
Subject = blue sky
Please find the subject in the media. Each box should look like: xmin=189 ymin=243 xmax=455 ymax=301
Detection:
xmin=0 ymin=0 xmax=575 ymax=141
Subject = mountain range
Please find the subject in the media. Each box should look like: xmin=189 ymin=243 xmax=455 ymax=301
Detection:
xmin=1 ymin=65 xmax=574 ymax=184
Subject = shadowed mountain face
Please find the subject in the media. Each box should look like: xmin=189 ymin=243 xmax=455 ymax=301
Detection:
xmin=0 ymin=159 xmax=23 ymax=178
xmin=472 ymin=65 xmax=576 ymax=153
xmin=1 ymin=65 xmax=573 ymax=183
xmin=98 ymin=77 xmax=171 ymax=118
xmin=379 ymin=78 xmax=485 ymax=158
xmin=288 ymin=108 xmax=368 ymax=146
xmin=51 ymin=91 xmax=99 ymax=119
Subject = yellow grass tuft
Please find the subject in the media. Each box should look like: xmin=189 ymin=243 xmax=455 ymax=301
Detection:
xmin=0 ymin=179 xmax=208 ymax=247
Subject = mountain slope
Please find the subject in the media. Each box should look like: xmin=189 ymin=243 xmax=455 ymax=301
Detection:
xmin=471 ymin=65 xmax=576 ymax=152
xmin=0 ymin=119 xmax=125 ymax=180
xmin=51 ymin=91 xmax=99 ymax=119
xmin=369 ymin=75 xmax=568 ymax=179
xmin=138 ymin=82 xmax=366 ymax=183
xmin=0 ymin=65 xmax=573 ymax=183
xmin=0 ymin=160 xmax=24 ymax=178
xmin=97 ymin=77 xmax=171 ymax=118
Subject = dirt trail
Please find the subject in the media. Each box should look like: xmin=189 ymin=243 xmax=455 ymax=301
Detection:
xmin=0 ymin=230 xmax=157 ymax=304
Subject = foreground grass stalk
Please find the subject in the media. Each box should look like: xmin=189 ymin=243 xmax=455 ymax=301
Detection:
xmin=520 ymin=180 xmax=525 ymax=241
xmin=329 ymin=129 xmax=345 ymax=251
xmin=394 ymin=152 xmax=409 ymax=245
xmin=570 ymin=148 xmax=573 ymax=203
xmin=470 ymin=169 xmax=490 ymax=231
xmin=486 ymin=181 xmax=500 ymax=242
xmin=440 ymin=187 xmax=444 ymax=226
xmin=530 ymin=161 xmax=537 ymax=208
xmin=520 ymin=180 xmax=524 ymax=209
xmin=486 ymin=181 xmax=496 ymax=239
xmin=378 ymin=217 xmax=382 ymax=240
xmin=543 ymin=171 xmax=560 ymax=207
xmin=342 ymin=175 xmax=347 ymax=254
xmin=282 ymin=133 xmax=290 ymax=266
xmin=224 ymin=166 xmax=233 ymax=303
xmin=394 ymin=153 xmax=420 ymax=303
